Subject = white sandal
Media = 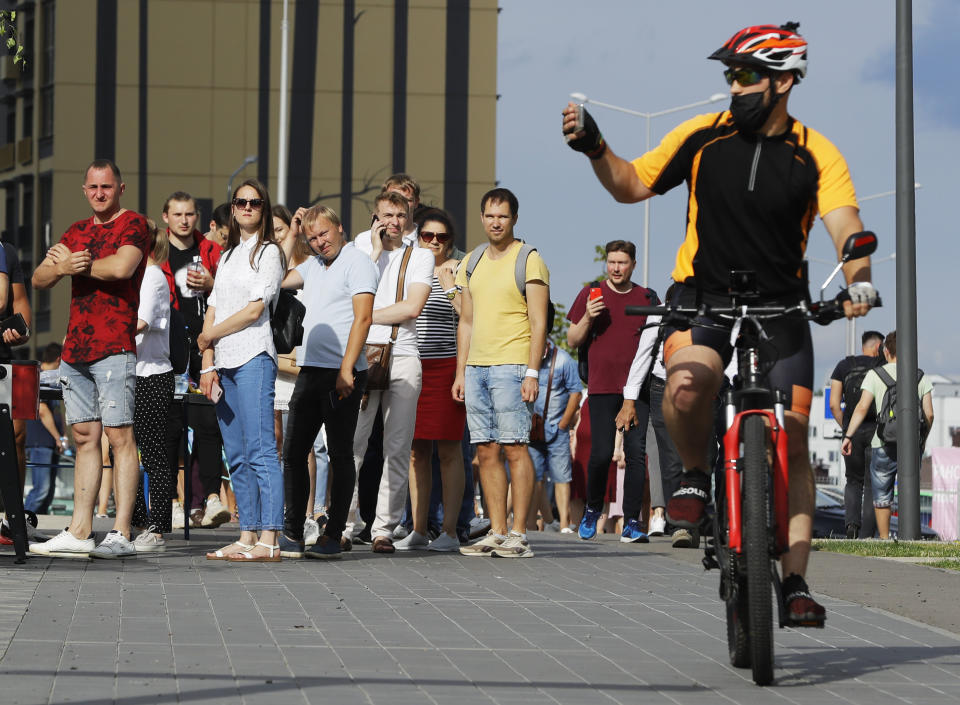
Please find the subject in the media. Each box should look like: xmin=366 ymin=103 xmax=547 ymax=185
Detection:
xmin=206 ymin=541 xmax=254 ymax=561
xmin=227 ymin=541 xmax=281 ymax=563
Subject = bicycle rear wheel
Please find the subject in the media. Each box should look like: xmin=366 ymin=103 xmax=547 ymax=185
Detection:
xmin=742 ymin=415 xmax=774 ymax=686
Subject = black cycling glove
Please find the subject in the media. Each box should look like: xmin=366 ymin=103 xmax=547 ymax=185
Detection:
xmin=565 ymin=108 xmax=607 ymax=160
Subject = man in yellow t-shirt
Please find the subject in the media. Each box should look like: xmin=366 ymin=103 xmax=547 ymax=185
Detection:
xmin=453 ymin=188 xmax=550 ymax=558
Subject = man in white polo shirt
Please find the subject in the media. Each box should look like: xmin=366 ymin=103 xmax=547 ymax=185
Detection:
xmin=279 ymin=204 xmax=378 ymax=559
xmin=355 ymin=191 xmax=433 ymax=554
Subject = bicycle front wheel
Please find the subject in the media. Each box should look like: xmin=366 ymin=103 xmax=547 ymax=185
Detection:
xmin=742 ymin=414 xmax=774 ymax=686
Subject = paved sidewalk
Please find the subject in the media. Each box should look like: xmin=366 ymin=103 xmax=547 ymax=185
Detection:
xmin=1 ymin=528 xmax=959 ymax=704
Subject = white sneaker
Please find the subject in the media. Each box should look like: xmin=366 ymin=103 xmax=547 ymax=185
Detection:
xmin=393 ymin=530 xmax=429 ymax=551
xmin=90 ymin=530 xmax=137 ymax=559
xmin=133 ymin=527 xmax=167 ymax=553
xmin=544 ymin=520 xmax=561 ymax=532
xmin=201 ymin=496 xmax=230 ymax=528
xmin=492 ymin=532 xmax=534 ymax=558
xmin=393 ymin=524 xmax=410 ymax=540
xmin=28 ymin=528 xmax=94 ymax=558
xmin=560 ymin=526 xmax=575 ymax=534
xmin=171 ymin=503 xmax=185 ymax=530
xmin=649 ymin=515 xmax=667 ymax=537
xmin=427 ymin=533 xmax=460 ymax=552
xmin=303 ymin=517 xmax=320 ymax=547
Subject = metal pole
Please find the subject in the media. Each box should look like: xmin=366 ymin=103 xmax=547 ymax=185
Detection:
xmin=276 ymin=0 xmax=290 ymax=204
xmin=642 ymin=115 xmax=650 ymax=287
xmin=895 ymin=0 xmax=920 ymax=539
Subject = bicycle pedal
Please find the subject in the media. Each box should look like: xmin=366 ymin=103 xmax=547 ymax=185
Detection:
xmin=788 ymin=618 xmax=825 ymax=629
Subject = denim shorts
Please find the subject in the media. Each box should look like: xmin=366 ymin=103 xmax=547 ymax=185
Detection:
xmin=529 ymin=434 xmax=573 ymax=484
xmin=60 ymin=353 xmax=136 ymax=427
xmin=870 ymin=445 xmax=898 ymax=508
xmin=464 ymin=364 xmax=532 ymax=444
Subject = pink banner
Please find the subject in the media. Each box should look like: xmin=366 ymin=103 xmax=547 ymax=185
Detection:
xmin=931 ymin=448 xmax=960 ymax=541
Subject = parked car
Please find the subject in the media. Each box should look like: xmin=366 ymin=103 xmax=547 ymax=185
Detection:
xmin=814 ymin=485 xmax=939 ymax=539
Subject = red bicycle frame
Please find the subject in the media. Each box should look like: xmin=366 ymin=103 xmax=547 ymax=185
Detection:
xmin=723 ymin=409 xmax=790 ymax=555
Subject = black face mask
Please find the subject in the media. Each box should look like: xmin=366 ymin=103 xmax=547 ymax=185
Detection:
xmin=729 ymin=89 xmax=778 ymax=134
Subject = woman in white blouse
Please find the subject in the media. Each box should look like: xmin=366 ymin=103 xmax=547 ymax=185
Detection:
xmin=130 ymin=220 xmax=175 ymax=552
xmin=197 ymin=179 xmax=285 ymax=562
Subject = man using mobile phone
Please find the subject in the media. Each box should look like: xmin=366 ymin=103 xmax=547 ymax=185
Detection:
xmin=277 ymin=204 xmax=378 ymax=559
xmin=566 ymin=240 xmax=658 ymax=544
xmin=30 ymin=159 xmax=150 ymax=559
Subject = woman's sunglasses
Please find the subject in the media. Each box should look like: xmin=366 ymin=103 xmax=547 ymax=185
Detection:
xmin=420 ymin=231 xmax=451 ymax=244
xmin=723 ymin=67 xmax=766 ymax=87
xmin=233 ymin=198 xmax=264 ymax=210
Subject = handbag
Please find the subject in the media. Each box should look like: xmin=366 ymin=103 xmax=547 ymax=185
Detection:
xmin=529 ymin=346 xmax=558 ymax=443
xmin=364 ymin=246 xmax=413 ymax=392
xmin=271 ymin=289 xmax=306 ymax=355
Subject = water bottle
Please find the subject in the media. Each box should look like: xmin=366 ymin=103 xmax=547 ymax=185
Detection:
xmin=175 ymin=373 xmax=190 ymax=395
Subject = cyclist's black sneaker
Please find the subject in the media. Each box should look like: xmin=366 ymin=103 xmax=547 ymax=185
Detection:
xmin=665 ymin=469 xmax=711 ymax=530
xmin=783 ymin=573 xmax=826 ymax=627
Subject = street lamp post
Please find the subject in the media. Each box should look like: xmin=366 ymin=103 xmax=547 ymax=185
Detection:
xmin=227 ymin=155 xmax=258 ymax=202
xmin=570 ymin=91 xmax=727 ymax=287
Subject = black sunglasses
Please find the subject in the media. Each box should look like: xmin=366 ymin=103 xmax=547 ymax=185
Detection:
xmin=723 ymin=67 xmax=766 ymax=87
xmin=420 ymin=231 xmax=451 ymax=243
xmin=233 ymin=198 xmax=264 ymax=209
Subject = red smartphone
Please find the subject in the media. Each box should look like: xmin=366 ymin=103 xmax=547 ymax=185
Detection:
xmin=589 ymin=287 xmax=602 ymax=301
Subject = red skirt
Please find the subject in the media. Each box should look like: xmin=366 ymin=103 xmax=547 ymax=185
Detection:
xmin=571 ymin=397 xmax=618 ymax=502
xmin=414 ymin=356 xmax=466 ymax=441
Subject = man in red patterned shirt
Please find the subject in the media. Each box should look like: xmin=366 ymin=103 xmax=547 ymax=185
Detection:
xmin=30 ymin=159 xmax=150 ymax=559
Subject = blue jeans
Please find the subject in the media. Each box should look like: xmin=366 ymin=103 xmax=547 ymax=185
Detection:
xmin=464 ymin=364 xmax=532 ymax=444
xmin=528 ymin=433 xmax=573 ymax=484
xmin=870 ymin=445 xmax=898 ymax=508
xmin=216 ymin=353 xmax=284 ymax=531
xmin=24 ymin=446 xmax=56 ymax=513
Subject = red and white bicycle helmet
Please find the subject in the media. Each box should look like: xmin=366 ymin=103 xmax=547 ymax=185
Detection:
xmin=708 ymin=22 xmax=807 ymax=82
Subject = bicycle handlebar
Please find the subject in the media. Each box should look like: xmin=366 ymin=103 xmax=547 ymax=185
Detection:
xmin=624 ymin=290 xmax=882 ymax=327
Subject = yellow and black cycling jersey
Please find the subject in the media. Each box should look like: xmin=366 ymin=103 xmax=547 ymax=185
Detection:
xmin=633 ymin=111 xmax=858 ymax=298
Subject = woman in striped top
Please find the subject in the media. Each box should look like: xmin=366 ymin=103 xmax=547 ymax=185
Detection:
xmin=404 ymin=208 xmax=466 ymax=552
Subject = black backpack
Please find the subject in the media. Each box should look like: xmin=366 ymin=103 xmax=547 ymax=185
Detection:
xmin=841 ymin=355 xmax=881 ymax=425
xmin=875 ymin=366 xmax=927 ymax=449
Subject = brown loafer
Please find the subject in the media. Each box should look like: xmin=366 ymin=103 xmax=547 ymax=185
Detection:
xmin=372 ymin=536 xmax=395 ymax=554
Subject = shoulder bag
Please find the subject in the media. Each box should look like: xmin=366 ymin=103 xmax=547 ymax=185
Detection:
xmin=364 ymin=246 xmax=413 ymax=391
xmin=529 ymin=346 xmax=558 ymax=443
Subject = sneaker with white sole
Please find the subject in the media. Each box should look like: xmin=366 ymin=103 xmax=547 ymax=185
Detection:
xmin=201 ymin=496 xmax=231 ymax=528
xmin=133 ymin=527 xmax=167 ymax=553
xmin=427 ymin=533 xmax=460 ymax=552
xmin=392 ymin=524 xmax=410 ymax=540
xmin=90 ymin=530 xmax=137 ymax=559
xmin=459 ymin=532 xmax=505 ymax=557
xmin=492 ymin=532 xmax=534 ymax=558
xmin=28 ymin=529 xmax=94 ymax=558
xmin=671 ymin=527 xmax=699 ymax=549
xmin=648 ymin=515 xmax=667 ymax=537
xmin=303 ymin=517 xmax=320 ymax=547
xmin=543 ymin=520 xmax=561 ymax=532
xmin=560 ymin=526 xmax=575 ymax=534
xmin=171 ymin=503 xmax=185 ymax=530
xmin=393 ymin=530 xmax=429 ymax=551
xmin=620 ymin=518 xmax=650 ymax=544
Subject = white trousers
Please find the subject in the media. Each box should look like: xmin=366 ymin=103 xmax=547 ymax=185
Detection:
xmin=351 ymin=354 xmax=422 ymax=539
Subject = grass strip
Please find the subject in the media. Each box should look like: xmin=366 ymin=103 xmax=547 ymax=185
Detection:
xmin=924 ymin=559 xmax=960 ymax=572
xmin=812 ymin=540 xmax=960 ymax=558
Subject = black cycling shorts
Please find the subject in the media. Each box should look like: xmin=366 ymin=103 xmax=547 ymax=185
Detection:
xmin=662 ymin=285 xmax=814 ymax=416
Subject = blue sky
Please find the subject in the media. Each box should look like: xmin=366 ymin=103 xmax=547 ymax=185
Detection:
xmin=496 ymin=0 xmax=959 ymax=386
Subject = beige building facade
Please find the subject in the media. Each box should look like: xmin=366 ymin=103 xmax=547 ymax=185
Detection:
xmin=1 ymin=0 xmax=498 ymax=356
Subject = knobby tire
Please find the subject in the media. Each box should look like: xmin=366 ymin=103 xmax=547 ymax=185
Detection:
xmin=743 ymin=415 xmax=774 ymax=685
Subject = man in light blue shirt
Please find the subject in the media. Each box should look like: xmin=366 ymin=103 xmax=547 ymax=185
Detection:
xmin=279 ymin=204 xmax=378 ymax=559
xmin=528 ymin=342 xmax=582 ymax=531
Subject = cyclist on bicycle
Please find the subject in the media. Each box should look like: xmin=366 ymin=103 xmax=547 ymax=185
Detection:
xmin=562 ymin=22 xmax=877 ymax=624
